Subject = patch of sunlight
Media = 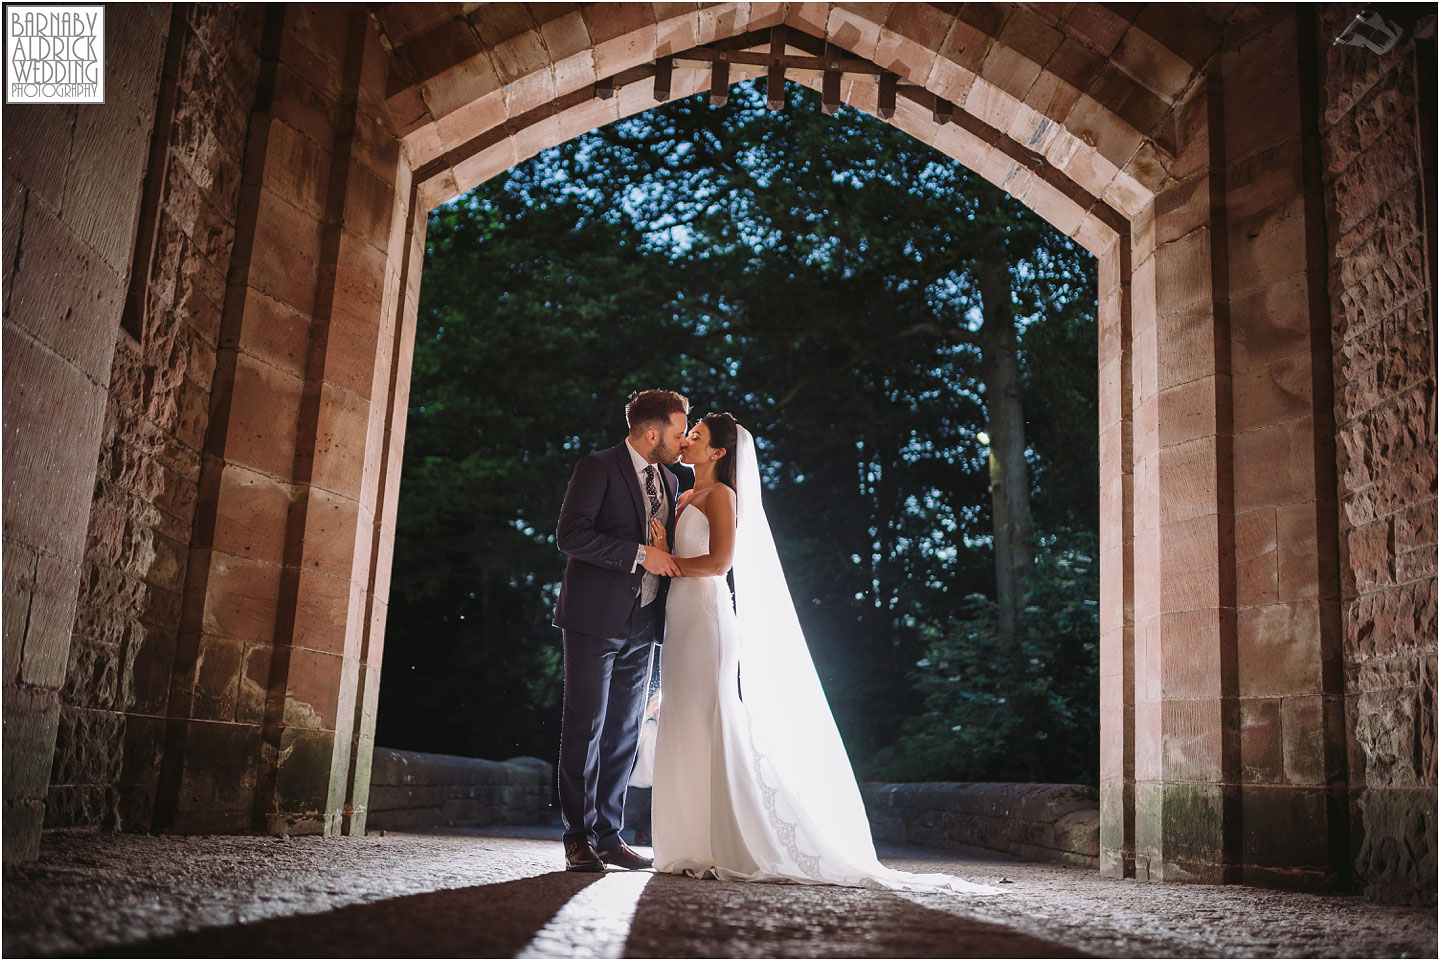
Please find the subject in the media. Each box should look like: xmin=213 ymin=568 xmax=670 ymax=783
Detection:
xmin=517 ymin=871 xmax=652 ymax=959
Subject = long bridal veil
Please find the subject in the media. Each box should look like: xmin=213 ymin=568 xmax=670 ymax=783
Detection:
xmin=729 ymin=426 xmax=1001 ymax=894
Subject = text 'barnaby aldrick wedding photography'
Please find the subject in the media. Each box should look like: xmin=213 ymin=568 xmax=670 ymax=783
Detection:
xmin=5 ymin=4 xmax=104 ymax=103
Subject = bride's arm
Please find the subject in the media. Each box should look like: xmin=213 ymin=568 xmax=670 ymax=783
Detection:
xmin=674 ymin=486 xmax=736 ymax=577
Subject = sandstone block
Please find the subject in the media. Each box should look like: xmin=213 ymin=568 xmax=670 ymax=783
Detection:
xmin=279 ymin=4 xmax=348 ymax=103
xmin=45 ymin=783 xmax=119 ymax=829
xmin=9 ymin=196 xmax=125 ymax=385
xmin=62 ymin=91 xmax=154 ymax=275
xmin=213 ymin=351 xmax=303 ymax=480
xmin=117 ymin=713 xmax=165 ymax=830
xmin=1155 ymin=781 xmax=1230 ymax=879
xmin=1240 ymin=696 xmax=1283 ymax=783
xmin=1111 ymin=19 xmax=1192 ymax=103
xmin=49 ymin=706 xmax=123 ymax=787
xmin=243 ymin=186 xmax=325 ymax=317
xmin=1062 ymin=6 xmax=1131 ymax=57
xmin=1382 ymin=300 xmax=1436 ymax=397
xmin=210 ymin=462 xmax=292 ymax=566
xmin=281 ymin=646 xmax=348 ymax=732
xmin=302 ymin=382 xmax=373 ymax=502
xmin=175 ymin=718 xmax=260 ymax=815
xmin=1349 ymin=669 xmax=1435 ymax=790
xmin=1160 ymin=698 xmax=1224 ymax=782
xmin=199 ymin=551 xmax=281 ymax=644
xmin=270 ymin=62 xmax=343 ymax=155
xmin=1344 ymin=580 xmax=1437 ymax=663
xmin=1237 ymin=599 xmax=1325 ymax=697
xmin=1158 ymin=512 xmax=1225 ymax=613
xmin=1352 ymin=785 xmax=1437 ymax=904
xmin=192 ymin=633 xmax=243 ymax=721
xmin=22 ymin=550 xmax=83 ymax=689
xmin=1241 ymin=784 xmax=1334 ymax=872
xmin=1233 ymin=416 xmax=1318 ymax=514
xmin=269 ymin=724 xmax=340 ymax=831
xmin=1330 ymin=191 xmax=1424 ymax=295
xmin=1276 ymin=502 xmax=1331 ymax=602
xmin=1345 ymin=519 xmax=1394 ymax=595
xmin=1328 ymin=120 xmax=1421 ymax=242
xmin=123 ymin=614 xmax=177 ymax=716
xmin=259 ymin=118 xmax=332 ymax=222
xmin=1233 ymin=350 xmax=1315 ymax=435
xmin=2 ymin=103 xmax=77 ymax=212
xmin=1281 ymin=694 xmax=1338 ymax=786
xmin=1236 ymin=507 xmax=1279 ymax=607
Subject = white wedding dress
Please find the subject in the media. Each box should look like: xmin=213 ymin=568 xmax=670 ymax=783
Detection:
xmin=650 ymin=428 xmax=1000 ymax=895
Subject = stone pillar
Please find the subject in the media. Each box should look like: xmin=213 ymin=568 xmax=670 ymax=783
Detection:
xmin=1120 ymin=12 xmax=1351 ymax=888
xmin=156 ymin=6 xmax=410 ymax=835
xmin=339 ymin=152 xmax=427 ymax=839
xmin=1221 ymin=12 xmax=1347 ymax=890
xmin=2 ymin=7 xmax=171 ymax=859
xmin=1098 ymin=234 xmax=1136 ymax=878
xmin=1131 ymin=70 xmax=1242 ymax=884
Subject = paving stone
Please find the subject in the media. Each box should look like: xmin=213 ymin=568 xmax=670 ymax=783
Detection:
xmin=1 ymin=826 xmax=1434 ymax=958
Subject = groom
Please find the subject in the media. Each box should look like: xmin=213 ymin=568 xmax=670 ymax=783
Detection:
xmin=553 ymin=389 xmax=688 ymax=871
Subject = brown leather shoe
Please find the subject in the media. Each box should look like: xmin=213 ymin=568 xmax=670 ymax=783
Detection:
xmin=597 ymin=840 xmax=653 ymax=870
xmin=565 ymin=839 xmax=605 ymax=872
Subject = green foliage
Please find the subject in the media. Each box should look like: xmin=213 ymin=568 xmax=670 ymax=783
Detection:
xmin=378 ymin=80 xmax=1100 ymax=782
xmin=875 ymin=531 xmax=1101 ymax=784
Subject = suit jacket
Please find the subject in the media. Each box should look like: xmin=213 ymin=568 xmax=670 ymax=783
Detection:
xmin=553 ymin=441 xmax=680 ymax=639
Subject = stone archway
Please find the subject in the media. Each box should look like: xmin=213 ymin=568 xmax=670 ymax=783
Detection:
xmin=4 ymin=2 xmax=1433 ymax=904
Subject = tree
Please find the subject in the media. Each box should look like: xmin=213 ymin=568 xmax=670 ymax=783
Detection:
xmin=380 ymin=80 xmax=1100 ymax=783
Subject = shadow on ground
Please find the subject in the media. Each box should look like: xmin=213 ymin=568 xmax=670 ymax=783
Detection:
xmin=100 ymin=873 xmax=607 ymax=959
xmin=98 ymin=869 xmax=1082 ymax=959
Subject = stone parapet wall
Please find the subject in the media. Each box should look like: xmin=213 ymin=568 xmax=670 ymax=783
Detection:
xmin=367 ymin=749 xmax=552 ymax=831
xmin=862 ymin=782 xmax=1100 ymax=868
xmin=1316 ymin=5 xmax=1438 ymax=906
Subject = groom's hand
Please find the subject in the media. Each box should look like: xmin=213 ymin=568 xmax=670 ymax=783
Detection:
xmin=641 ymin=547 xmax=682 ymax=577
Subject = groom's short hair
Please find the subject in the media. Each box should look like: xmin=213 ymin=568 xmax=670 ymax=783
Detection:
xmin=626 ymin=389 xmax=689 ymax=434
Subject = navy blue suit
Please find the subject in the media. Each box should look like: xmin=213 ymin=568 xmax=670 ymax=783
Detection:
xmin=554 ymin=442 xmax=678 ymax=850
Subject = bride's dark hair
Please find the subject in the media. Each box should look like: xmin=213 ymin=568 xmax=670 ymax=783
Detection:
xmin=702 ymin=412 xmax=738 ymax=489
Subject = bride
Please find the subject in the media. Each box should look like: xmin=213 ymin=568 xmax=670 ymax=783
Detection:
xmin=647 ymin=412 xmax=1000 ymax=895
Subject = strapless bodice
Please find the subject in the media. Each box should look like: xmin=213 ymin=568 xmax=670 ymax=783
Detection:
xmin=674 ymin=504 xmax=711 ymax=559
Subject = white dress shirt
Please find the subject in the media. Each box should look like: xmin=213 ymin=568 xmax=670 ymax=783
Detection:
xmin=626 ymin=439 xmax=670 ymax=596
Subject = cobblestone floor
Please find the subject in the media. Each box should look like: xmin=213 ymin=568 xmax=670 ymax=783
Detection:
xmin=3 ymin=825 xmax=1434 ymax=958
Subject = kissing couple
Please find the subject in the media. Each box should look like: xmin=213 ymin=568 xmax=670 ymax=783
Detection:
xmin=552 ymin=389 xmax=999 ymax=894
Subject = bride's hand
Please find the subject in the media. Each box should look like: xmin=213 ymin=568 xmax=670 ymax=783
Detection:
xmin=650 ymin=517 xmax=668 ymax=551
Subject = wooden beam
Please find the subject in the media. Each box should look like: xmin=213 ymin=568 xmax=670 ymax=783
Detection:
xmin=710 ymin=59 xmax=729 ymax=106
xmin=878 ymin=73 xmax=896 ymax=119
xmin=767 ymin=26 xmax=785 ymax=109
xmin=822 ymin=68 xmax=841 ymax=115
xmin=595 ymin=75 xmax=614 ymax=99
xmin=654 ymin=57 xmax=672 ymax=101
xmin=672 ymin=47 xmax=881 ymax=75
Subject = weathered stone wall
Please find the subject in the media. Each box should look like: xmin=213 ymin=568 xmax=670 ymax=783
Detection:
xmin=47 ymin=4 xmax=266 ymax=832
xmin=366 ymin=749 xmax=552 ymax=831
xmin=2 ymin=5 xmax=172 ymax=859
xmin=1316 ymin=6 xmax=1438 ymax=905
xmin=863 ymin=782 xmax=1100 ymax=868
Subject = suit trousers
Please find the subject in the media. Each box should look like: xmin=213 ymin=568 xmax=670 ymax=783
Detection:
xmin=558 ymin=595 xmax=660 ymax=849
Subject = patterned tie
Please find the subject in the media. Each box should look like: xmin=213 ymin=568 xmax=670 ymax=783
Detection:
xmin=641 ymin=466 xmax=661 ymax=607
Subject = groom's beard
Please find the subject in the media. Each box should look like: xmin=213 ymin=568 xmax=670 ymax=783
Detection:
xmin=649 ymin=440 xmax=680 ymax=464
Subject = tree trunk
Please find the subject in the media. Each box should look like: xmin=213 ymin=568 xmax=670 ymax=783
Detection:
xmin=978 ymin=253 xmax=1034 ymax=642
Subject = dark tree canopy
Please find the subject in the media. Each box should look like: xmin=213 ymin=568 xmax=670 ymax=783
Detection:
xmin=379 ymin=81 xmax=1099 ymax=785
